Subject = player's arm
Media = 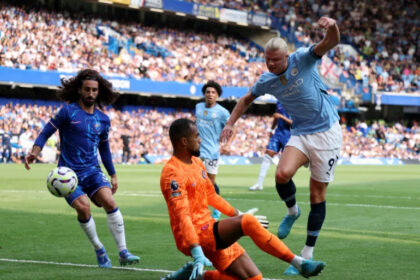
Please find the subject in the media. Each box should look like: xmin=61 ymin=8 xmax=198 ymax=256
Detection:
xmin=220 ymin=128 xmax=236 ymax=155
xmin=25 ymin=119 xmax=59 ymax=170
xmin=205 ymin=177 xmax=237 ymax=217
xmin=24 ymin=145 xmax=42 ymax=170
xmin=161 ymin=171 xmax=200 ymax=247
xmin=220 ymin=90 xmax=256 ymax=144
xmin=98 ymin=139 xmax=117 ymax=193
xmin=313 ymin=17 xmax=340 ymax=57
xmin=273 ymin=112 xmax=292 ymax=126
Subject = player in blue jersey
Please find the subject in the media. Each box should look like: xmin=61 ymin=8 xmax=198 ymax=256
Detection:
xmin=249 ymin=101 xmax=291 ymax=191
xmin=24 ymin=69 xmax=140 ymax=268
xmin=195 ymin=81 xmax=231 ymax=220
xmin=221 ymin=17 xmax=342 ymax=276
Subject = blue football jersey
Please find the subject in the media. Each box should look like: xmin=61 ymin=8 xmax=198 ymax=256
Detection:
xmin=35 ymin=103 xmax=112 ymax=175
xmin=195 ymin=102 xmax=230 ymax=160
xmin=252 ymin=45 xmax=339 ymax=135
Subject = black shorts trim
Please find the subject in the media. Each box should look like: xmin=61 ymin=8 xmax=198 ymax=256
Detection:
xmin=213 ymin=221 xmax=230 ymax=250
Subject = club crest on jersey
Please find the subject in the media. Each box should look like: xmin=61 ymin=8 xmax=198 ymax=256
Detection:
xmin=204 ymin=110 xmax=208 ymax=116
xmin=93 ymin=122 xmax=101 ymax=133
xmin=291 ymin=68 xmax=298 ymax=76
xmin=202 ymin=170 xmax=206 ymax=179
xmin=170 ymin=180 xmax=179 ymax=191
xmin=280 ymin=76 xmax=287 ymax=85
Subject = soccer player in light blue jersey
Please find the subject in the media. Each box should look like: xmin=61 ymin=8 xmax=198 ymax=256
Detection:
xmin=24 ymin=69 xmax=140 ymax=268
xmin=221 ymin=17 xmax=342 ymax=276
xmin=249 ymin=101 xmax=291 ymax=191
xmin=195 ymin=81 xmax=231 ymax=220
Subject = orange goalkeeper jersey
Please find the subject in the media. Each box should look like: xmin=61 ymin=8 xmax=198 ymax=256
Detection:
xmin=160 ymin=155 xmax=236 ymax=255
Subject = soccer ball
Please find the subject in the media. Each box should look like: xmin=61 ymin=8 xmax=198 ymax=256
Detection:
xmin=46 ymin=167 xmax=78 ymax=197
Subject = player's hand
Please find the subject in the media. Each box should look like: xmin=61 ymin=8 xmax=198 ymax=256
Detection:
xmin=220 ymin=145 xmax=230 ymax=155
xmin=237 ymin=208 xmax=269 ymax=229
xmin=110 ymin=174 xmax=118 ymax=194
xmin=317 ymin=17 xmax=336 ymax=29
xmin=24 ymin=152 xmax=36 ymax=170
xmin=220 ymin=124 xmax=234 ymax=144
xmin=189 ymin=246 xmax=212 ymax=280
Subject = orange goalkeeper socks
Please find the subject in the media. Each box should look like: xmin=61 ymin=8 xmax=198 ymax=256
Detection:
xmin=204 ymin=270 xmax=262 ymax=280
xmin=241 ymin=213 xmax=295 ymax=262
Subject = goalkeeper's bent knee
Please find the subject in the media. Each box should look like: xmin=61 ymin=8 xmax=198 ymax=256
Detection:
xmin=241 ymin=214 xmax=269 ymax=238
xmin=241 ymin=214 xmax=294 ymax=262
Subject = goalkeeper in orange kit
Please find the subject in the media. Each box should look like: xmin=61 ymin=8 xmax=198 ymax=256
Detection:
xmin=160 ymin=118 xmax=326 ymax=280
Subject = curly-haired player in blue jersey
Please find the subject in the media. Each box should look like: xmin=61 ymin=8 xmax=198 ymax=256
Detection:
xmin=195 ymin=80 xmax=231 ymax=220
xmin=24 ymin=69 xmax=140 ymax=268
xmin=221 ymin=17 xmax=342 ymax=276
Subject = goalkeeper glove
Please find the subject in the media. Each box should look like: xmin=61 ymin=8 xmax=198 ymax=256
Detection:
xmin=237 ymin=207 xmax=269 ymax=229
xmin=189 ymin=246 xmax=212 ymax=280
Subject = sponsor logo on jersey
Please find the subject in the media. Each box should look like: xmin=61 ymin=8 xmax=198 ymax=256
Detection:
xmin=170 ymin=180 xmax=179 ymax=191
xmin=170 ymin=192 xmax=181 ymax=198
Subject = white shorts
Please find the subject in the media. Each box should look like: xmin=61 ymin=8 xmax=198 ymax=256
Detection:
xmin=286 ymin=122 xmax=342 ymax=183
xmin=201 ymin=158 xmax=219 ymax=175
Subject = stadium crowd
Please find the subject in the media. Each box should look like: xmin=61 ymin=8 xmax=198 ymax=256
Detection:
xmin=0 ymin=2 xmax=419 ymax=94
xmin=0 ymin=4 xmax=264 ymax=87
xmin=187 ymin=0 xmax=420 ymax=93
xmin=1 ymin=102 xmax=419 ymax=164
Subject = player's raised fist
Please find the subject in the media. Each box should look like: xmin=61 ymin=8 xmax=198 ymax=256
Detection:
xmin=317 ymin=17 xmax=336 ymax=29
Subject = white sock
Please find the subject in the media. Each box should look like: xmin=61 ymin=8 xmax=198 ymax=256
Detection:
xmin=79 ymin=216 xmax=103 ymax=250
xmin=301 ymin=245 xmax=314 ymax=260
xmin=257 ymin=154 xmax=272 ymax=187
xmin=107 ymin=208 xmax=127 ymax=252
xmin=290 ymin=255 xmax=304 ymax=271
xmin=288 ymin=204 xmax=299 ymax=216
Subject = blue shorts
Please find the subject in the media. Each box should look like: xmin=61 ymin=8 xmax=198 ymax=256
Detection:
xmin=266 ymin=135 xmax=289 ymax=153
xmin=65 ymin=170 xmax=111 ymax=206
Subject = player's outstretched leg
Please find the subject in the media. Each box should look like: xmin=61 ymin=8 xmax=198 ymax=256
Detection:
xmin=119 ymin=249 xmax=140 ymax=266
xmin=95 ymin=247 xmax=112 ymax=268
xmin=240 ymin=214 xmax=325 ymax=277
xmin=161 ymin=262 xmax=194 ymax=280
xmin=277 ymin=206 xmax=301 ymax=239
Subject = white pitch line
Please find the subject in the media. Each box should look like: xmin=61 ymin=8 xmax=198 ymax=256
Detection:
xmin=0 ymin=258 xmax=171 ymax=273
xmin=0 ymin=258 xmax=285 ymax=280
xmin=2 ymin=190 xmax=419 ymax=210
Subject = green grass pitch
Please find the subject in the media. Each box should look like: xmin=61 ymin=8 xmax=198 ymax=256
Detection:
xmin=1 ymin=163 xmax=419 ymax=280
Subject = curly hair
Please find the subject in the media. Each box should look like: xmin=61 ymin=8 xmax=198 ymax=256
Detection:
xmin=58 ymin=69 xmax=119 ymax=108
xmin=202 ymin=80 xmax=222 ymax=97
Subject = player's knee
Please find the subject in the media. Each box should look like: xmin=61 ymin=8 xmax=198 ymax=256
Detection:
xmin=75 ymin=205 xmax=90 ymax=220
xmin=241 ymin=214 xmax=259 ymax=234
xmin=275 ymin=169 xmax=291 ymax=183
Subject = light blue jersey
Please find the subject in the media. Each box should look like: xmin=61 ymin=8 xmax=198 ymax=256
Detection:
xmin=195 ymin=102 xmax=230 ymax=160
xmin=252 ymin=45 xmax=339 ymax=136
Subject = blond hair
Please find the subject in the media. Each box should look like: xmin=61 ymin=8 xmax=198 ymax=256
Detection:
xmin=264 ymin=37 xmax=288 ymax=53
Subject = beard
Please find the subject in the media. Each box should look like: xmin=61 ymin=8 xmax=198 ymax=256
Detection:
xmin=191 ymin=149 xmax=200 ymax=157
xmin=81 ymin=96 xmax=96 ymax=107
